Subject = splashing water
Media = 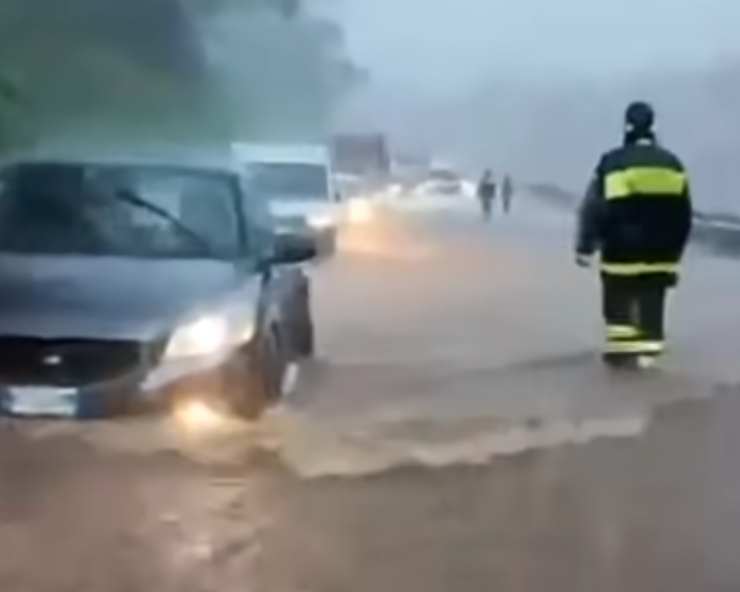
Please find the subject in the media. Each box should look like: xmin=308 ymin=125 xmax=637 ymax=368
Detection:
xmin=12 ymin=398 xmax=650 ymax=479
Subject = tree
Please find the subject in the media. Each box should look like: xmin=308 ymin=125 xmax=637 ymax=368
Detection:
xmin=0 ymin=0 xmax=361 ymax=151
xmin=0 ymin=0 xmax=212 ymax=150
xmin=0 ymin=76 xmax=17 ymax=102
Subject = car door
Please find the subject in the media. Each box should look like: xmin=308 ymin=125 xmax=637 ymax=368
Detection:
xmin=238 ymin=176 xmax=303 ymax=352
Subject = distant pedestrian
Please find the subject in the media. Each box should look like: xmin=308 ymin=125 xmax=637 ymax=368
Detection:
xmin=501 ymin=175 xmax=513 ymax=214
xmin=477 ymin=169 xmax=496 ymax=221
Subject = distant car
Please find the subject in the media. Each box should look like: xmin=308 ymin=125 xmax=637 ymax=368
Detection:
xmin=233 ymin=143 xmax=340 ymax=254
xmin=415 ymin=168 xmax=463 ymax=196
xmin=0 ymin=158 xmax=316 ymax=419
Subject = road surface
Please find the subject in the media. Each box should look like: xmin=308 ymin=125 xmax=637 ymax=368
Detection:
xmin=2 ymin=193 xmax=740 ymax=591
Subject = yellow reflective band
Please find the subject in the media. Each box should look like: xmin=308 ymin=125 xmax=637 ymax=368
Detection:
xmin=605 ymin=340 xmax=665 ymax=355
xmin=607 ymin=325 xmax=641 ymax=339
xmin=605 ymin=167 xmax=687 ymax=200
xmin=601 ymin=262 xmax=678 ymax=276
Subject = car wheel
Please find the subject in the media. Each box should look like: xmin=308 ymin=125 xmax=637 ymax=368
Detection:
xmin=294 ymin=287 xmax=315 ymax=357
xmin=295 ymin=320 xmax=315 ymax=357
xmin=263 ymin=328 xmax=286 ymax=401
xmin=230 ymin=333 xmax=284 ymax=420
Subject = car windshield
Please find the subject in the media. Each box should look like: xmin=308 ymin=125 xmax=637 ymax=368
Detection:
xmin=244 ymin=163 xmax=329 ymax=202
xmin=0 ymin=163 xmax=242 ymax=259
xmin=429 ymin=170 xmax=460 ymax=182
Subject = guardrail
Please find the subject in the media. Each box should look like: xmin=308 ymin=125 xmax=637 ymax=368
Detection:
xmin=528 ymin=183 xmax=740 ymax=256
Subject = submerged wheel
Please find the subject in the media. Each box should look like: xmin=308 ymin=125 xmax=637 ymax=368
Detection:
xmin=230 ymin=333 xmax=284 ymax=420
xmin=295 ymin=320 xmax=315 ymax=357
xmin=294 ymin=294 xmax=315 ymax=358
xmin=291 ymin=276 xmax=315 ymax=358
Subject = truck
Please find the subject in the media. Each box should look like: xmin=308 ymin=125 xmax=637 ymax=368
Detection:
xmin=331 ymin=133 xmax=391 ymax=189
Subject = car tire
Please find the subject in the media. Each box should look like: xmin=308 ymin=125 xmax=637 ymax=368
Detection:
xmin=290 ymin=276 xmax=314 ymax=358
xmin=294 ymin=294 xmax=315 ymax=358
xmin=295 ymin=320 xmax=315 ymax=358
xmin=230 ymin=333 xmax=284 ymax=420
xmin=262 ymin=328 xmax=286 ymax=402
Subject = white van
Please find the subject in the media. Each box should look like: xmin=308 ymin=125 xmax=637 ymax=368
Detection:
xmin=232 ymin=143 xmax=340 ymax=253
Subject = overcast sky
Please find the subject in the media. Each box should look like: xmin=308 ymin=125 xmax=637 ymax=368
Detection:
xmin=336 ymin=0 xmax=740 ymax=91
xmin=320 ymin=0 xmax=740 ymax=209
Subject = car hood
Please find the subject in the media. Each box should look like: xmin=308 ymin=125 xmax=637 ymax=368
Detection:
xmin=0 ymin=255 xmax=260 ymax=341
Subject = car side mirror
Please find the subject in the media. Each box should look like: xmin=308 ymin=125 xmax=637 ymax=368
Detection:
xmin=271 ymin=233 xmax=317 ymax=265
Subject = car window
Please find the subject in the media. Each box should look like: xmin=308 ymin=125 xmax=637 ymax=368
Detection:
xmin=239 ymin=174 xmax=275 ymax=257
xmin=244 ymin=163 xmax=329 ymax=202
xmin=0 ymin=163 xmax=243 ymax=259
xmin=106 ymin=170 xmax=240 ymax=254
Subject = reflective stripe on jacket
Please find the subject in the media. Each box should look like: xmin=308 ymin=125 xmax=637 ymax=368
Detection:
xmin=576 ymin=138 xmax=692 ymax=283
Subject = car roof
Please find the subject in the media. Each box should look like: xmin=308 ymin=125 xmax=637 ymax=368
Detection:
xmin=232 ymin=142 xmax=330 ymax=165
xmin=0 ymin=148 xmax=242 ymax=177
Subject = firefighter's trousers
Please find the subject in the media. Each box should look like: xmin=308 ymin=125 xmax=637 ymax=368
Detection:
xmin=602 ymin=277 xmax=668 ymax=357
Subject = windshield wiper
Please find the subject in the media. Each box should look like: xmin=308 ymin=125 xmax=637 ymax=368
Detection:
xmin=112 ymin=190 xmax=214 ymax=256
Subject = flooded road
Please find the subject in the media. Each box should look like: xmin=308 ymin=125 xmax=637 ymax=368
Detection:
xmin=2 ymin=193 xmax=740 ymax=591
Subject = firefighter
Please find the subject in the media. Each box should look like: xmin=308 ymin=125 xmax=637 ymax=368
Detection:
xmin=477 ymin=169 xmax=496 ymax=220
xmin=575 ymin=101 xmax=693 ymax=368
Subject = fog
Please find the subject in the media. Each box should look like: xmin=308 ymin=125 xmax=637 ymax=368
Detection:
xmin=329 ymin=0 xmax=740 ymax=212
xmin=1 ymin=1 xmax=737 ymax=211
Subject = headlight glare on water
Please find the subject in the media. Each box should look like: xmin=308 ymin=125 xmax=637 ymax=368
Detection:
xmin=174 ymin=399 xmax=226 ymax=431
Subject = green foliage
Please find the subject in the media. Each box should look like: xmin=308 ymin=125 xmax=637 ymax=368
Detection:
xmin=0 ymin=0 xmax=359 ymax=153
xmin=0 ymin=0 xmax=211 ymax=151
xmin=0 ymin=77 xmax=18 ymax=102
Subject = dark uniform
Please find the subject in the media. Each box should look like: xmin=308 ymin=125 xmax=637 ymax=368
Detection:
xmin=576 ymin=102 xmax=692 ymax=362
xmin=502 ymin=175 xmax=513 ymax=214
xmin=477 ymin=169 xmax=496 ymax=220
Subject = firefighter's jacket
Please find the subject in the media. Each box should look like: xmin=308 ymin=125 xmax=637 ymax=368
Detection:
xmin=576 ymin=137 xmax=692 ymax=285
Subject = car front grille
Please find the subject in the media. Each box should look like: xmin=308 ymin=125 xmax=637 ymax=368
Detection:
xmin=0 ymin=338 xmax=142 ymax=387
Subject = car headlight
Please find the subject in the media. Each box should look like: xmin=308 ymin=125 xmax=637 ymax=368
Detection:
xmin=348 ymin=198 xmax=374 ymax=224
xmin=307 ymin=213 xmax=336 ymax=229
xmin=164 ymin=316 xmax=229 ymax=359
xmin=164 ymin=315 xmax=255 ymax=360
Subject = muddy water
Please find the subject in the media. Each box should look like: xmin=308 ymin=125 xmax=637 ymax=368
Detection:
xmin=13 ymin=196 xmax=734 ymax=479
xmin=3 ymin=196 xmax=740 ymax=591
